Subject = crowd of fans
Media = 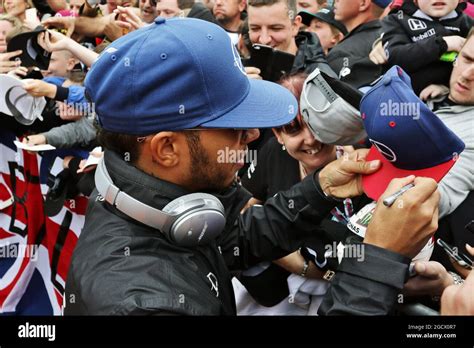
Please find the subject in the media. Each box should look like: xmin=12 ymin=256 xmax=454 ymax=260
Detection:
xmin=0 ymin=0 xmax=473 ymax=316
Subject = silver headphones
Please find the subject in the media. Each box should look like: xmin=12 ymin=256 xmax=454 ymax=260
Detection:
xmin=94 ymin=158 xmax=226 ymax=247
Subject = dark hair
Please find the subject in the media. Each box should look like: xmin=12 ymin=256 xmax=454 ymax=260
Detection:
xmin=97 ymin=128 xmax=142 ymax=165
xmin=239 ymin=18 xmax=253 ymax=55
xmin=248 ymin=0 xmax=297 ymax=20
xmin=177 ymin=0 xmax=195 ymax=9
xmin=96 ymin=128 xmax=202 ymax=165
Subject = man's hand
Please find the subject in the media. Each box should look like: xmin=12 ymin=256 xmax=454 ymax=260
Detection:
xmin=443 ymin=35 xmax=466 ymax=53
xmin=369 ymin=40 xmax=388 ymax=65
xmin=42 ymin=16 xmax=76 ymax=37
xmin=38 ymin=30 xmax=72 ymax=52
xmin=114 ymin=6 xmax=145 ymax=33
xmin=23 ymin=134 xmax=47 ymax=146
xmin=23 ymin=80 xmax=57 ymax=98
xmin=364 ymin=176 xmax=440 ymax=259
xmin=245 ymin=66 xmax=262 ymax=80
xmin=419 ymin=84 xmax=449 ymax=101
xmin=104 ymin=13 xmax=125 ymax=42
xmin=0 ymin=51 xmax=22 ymax=74
xmin=318 ymin=148 xmax=381 ymax=198
xmin=7 ymin=66 xmax=28 ymax=78
xmin=403 ymin=261 xmax=454 ymax=297
xmin=441 ymin=270 xmax=474 ymax=315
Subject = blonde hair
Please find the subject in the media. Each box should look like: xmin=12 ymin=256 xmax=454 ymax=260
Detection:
xmin=1 ymin=0 xmax=34 ymax=14
xmin=0 ymin=14 xmax=29 ymax=43
xmin=0 ymin=13 xmax=22 ymax=27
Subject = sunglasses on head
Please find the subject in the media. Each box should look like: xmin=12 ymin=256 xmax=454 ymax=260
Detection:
xmin=280 ymin=115 xmax=304 ymax=135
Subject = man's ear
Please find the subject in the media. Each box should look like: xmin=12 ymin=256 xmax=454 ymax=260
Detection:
xmin=360 ymin=0 xmax=371 ymax=12
xmin=67 ymin=57 xmax=80 ymax=72
xmin=291 ymin=15 xmax=302 ymax=37
xmin=331 ymin=31 xmax=344 ymax=46
xmin=149 ymin=132 xmax=182 ymax=167
xmin=239 ymin=0 xmax=247 ymax=13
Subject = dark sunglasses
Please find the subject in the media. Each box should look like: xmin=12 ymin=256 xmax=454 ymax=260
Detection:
xmin=280 ymin=115 xmax=304 ymax=135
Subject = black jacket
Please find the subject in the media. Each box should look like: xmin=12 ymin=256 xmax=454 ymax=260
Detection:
xmin=292 ymin=31 xmax=337 ymax=77
xmin=382 ymin=1 xmax=474 ymax=94
xmin=326 ymin=20 xmax=384 ymax=89
xmin=64 ymin=150 xmax=411 ymax=315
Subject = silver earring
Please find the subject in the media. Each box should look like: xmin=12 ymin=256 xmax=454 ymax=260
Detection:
xmin=282 ymin=144 xmax=286 ymax=151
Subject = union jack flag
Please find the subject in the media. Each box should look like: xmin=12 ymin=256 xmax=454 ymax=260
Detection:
xmin=0 ymin=130 xmax=88 ymax=315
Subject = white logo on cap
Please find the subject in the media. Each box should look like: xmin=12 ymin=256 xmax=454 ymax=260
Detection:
xmin=105 ymin=47 xmax=118 ymax=54
xmin=339 ymin=67 xmax=351 ymax=78
xmin=370 ymin=139 xmax=397 ymax=162
xmin=408 ymin=19 xmax=427 ymax=31
xmin=231 ymin=41 xmax=246 ymax=76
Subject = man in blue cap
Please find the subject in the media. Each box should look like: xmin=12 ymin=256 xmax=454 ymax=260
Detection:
xmin=64 ymin=17 xmax=440 ymax=315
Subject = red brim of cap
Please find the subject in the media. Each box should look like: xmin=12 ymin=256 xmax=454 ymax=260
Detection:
xmin=362 ymin=146 xmax=457 ymax=200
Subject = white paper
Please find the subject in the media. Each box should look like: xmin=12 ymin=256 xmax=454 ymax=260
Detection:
xmin=83 ymin=147 xmax=103 ymax=169
xmin=0 ymin=74 xmax=46 ymax=125
xmin=14 ymin=140 xmax=56 ymax=152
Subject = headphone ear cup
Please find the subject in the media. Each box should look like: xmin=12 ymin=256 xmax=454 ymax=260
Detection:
xmin=163 ymin=193 xmax=226 ymax=247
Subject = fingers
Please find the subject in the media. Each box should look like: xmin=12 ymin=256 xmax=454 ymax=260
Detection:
xmin=405 ymin=177 xmax=439 ymax=204
xmin=115 ymin=21 xmax=132 ymax=30
xmin=339 ymin=156 xmax=381 ymax=176
xmin=379 ymin=175 xmax=416 ymax=199
xmin=0 ymin=50 xmax=22 ymax=61
xmin=0 ymin=60 xmax=22 ymax=68
xmin=466 ymin=244 xmax=474 ymax=256
xmin=8 ymin=66 xmax=29 ymax=77
xmin=419 ymin=87 xmax=431 ymax=101
xmin=413 ymin=261 xmax=445 ymax=280
xmin=245 ymin=66 xmax=261 ymax=79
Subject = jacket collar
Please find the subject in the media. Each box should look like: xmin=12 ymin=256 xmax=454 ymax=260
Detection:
xmin=413 ymin=9 xmax=458 ymax=21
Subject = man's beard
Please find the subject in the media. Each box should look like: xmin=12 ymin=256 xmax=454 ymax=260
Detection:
xmin=216 ymin=13 xmax=233 ymax=26
xmin=186 ymin=134 xmax=231 ymax=192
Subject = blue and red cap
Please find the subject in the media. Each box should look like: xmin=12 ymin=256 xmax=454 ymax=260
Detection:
xmin=360 ymin=66 xmax=465 ymax=200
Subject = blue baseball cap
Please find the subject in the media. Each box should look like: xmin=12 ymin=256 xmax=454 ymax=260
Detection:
xmin=360 ymin=66 xmax=465 ymax=200
xmin=372 ymin=0 xmax=392 ymax=8
xmin=85 ymin=17 xmax=298 ymax=135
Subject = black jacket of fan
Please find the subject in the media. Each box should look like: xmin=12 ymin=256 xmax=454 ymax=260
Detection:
xmin=64 ymin=150 xmax=411 ymax=315
xmin=382 ymin=0 xmax=474 ymax=94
